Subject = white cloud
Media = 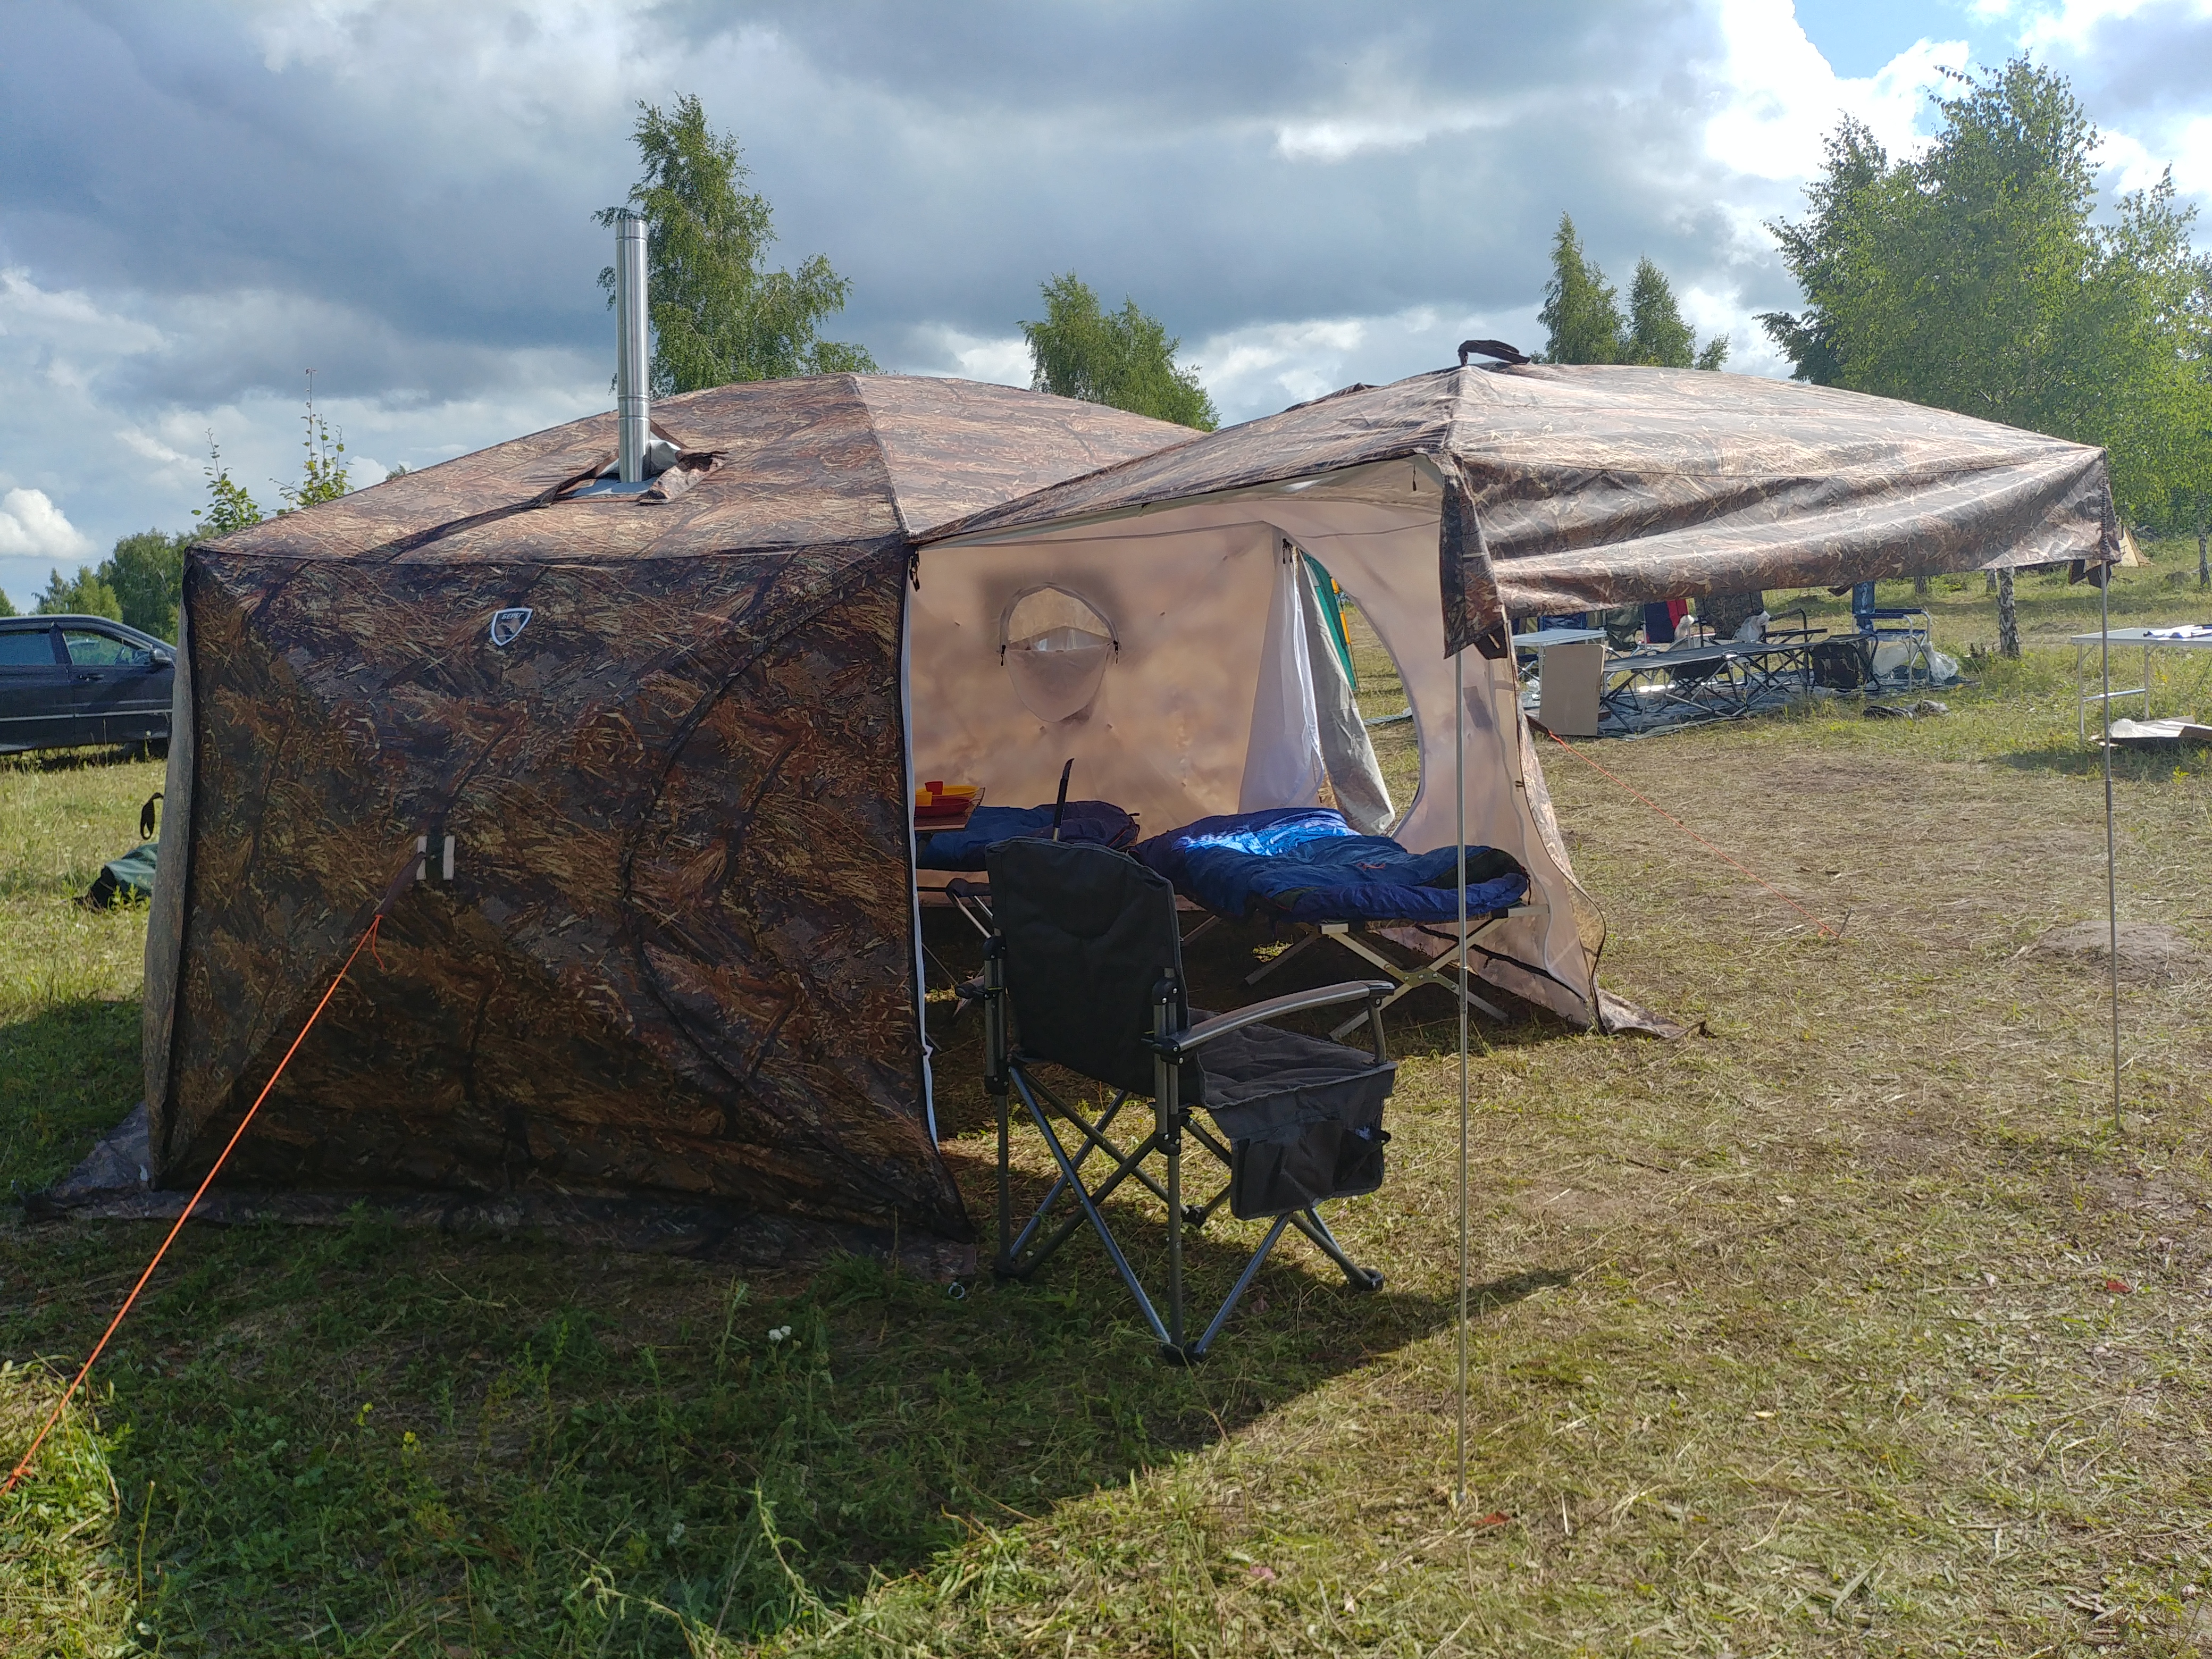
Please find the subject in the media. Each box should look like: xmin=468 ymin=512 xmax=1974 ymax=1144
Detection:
xmin=0 ymin=267 xmax=171 ymax=427
xmin=1964 ymin=2 xmax=2212 ymax=215
xmin=1192 ymin=314 xmax=1380 ymax=413
xmin=1705 ymin=0 xmax=1968 ymax=180
xmin=2014 ymin=0 xmax=2180 ymax=53
xmin=115 ymin=426 xmax=190 ymax=469
xmin=1264 ymin=32 xmax=1547 ymax=164
xmin=2169 ymin=114 xmax=2212 ymax=195
xmin=9 ymin=0 xmax=2210 ymax=575
xmin=1183 ymin=307 xmax=1576 ymax=422
xmin=1275 ymin=108 xmax=1498 ymax=163
xmin=0 ymin=253 xmax=608 ymax=559
xmin=2091 ymin=113 xmax=2212 ymax=215
xmin=0 ymin=266 xmax=167 ymax=352
xmin=0 ymin=488 xmax=92 ymax=559
xmin=902 ymin=325 xmax=1032 ymax=387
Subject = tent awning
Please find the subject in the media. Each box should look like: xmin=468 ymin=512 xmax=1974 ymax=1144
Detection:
xmin=926 ymin=364 xmax=2116 ymax=622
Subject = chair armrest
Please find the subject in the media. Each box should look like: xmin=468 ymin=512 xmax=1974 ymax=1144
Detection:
xmin=1149 ymin=981 xmax=1394 ymax=1057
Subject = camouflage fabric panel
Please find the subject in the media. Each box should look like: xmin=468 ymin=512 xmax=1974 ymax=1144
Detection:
xmin=929 ymin=364 xmax=2116 ymax=614
xmin=205 ymin=374 xmax=1187 ymax=569
xmin=851 ymin=374 xmax=1193 ymax=531
xmin=156 ymin=538 xmax=970 ymax=1245
xmin=1439 ymin=457 xmax=1508 ymax=659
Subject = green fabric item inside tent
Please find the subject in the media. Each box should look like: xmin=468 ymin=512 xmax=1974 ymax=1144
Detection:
xmin=1302 ymin=554 xmax=1357 ymax=689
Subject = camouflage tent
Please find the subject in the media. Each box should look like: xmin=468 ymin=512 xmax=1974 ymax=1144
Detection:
xmin=83 ymin=359 xmax=2110 ymax=1272
xmin=129 ymin=375 xmax=1184 ymax=1272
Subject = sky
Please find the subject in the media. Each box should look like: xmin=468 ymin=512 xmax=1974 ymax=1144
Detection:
xmin=2 ymin=0 xmax=2209 ymax=612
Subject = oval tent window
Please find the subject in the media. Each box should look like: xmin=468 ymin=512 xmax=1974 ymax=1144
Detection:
xmin=999 ymin=585 xmax=1117 ymax=724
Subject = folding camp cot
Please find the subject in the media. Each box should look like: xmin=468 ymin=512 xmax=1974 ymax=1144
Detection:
xmin=1594 ymin=638 xmax=1820 ymax=727
xmin=1129 ymin=807 xmax=1541 ymax=1037
xmin=1243 ymin=912 xmax=1538 ymax=1034
xmin=968 ymin=836 xmax=1395 ymax=1363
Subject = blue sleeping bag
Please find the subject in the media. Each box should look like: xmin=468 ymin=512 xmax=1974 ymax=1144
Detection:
xmin=1132 ymin=807 xmax=1528 ymax=924
xmin=917 ymin=800 xmax=1139 ymax=871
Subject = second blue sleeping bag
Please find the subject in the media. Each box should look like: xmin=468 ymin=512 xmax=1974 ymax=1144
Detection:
xmin=1133 ymin=807 xmax=1528 ymax=925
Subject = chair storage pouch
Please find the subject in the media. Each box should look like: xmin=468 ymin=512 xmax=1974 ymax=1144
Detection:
xmin=1809 ymin=637 xmax=1875 ymax=690
xmin=1193 ymin=1019 xmax=1396 ymax=1221
xmin=1227 ymin=1111 xmax=1390 ymax=1221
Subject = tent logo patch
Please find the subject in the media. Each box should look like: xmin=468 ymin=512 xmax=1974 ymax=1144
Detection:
xmin=489 ymin=607 xmax=533 ymax=648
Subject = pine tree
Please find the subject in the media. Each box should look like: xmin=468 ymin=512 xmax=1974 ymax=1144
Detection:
xmin=1541 ymin=217 xmax=1729 ymax=370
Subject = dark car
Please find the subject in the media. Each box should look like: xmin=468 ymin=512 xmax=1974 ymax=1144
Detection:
xmin=0 ymin=614 xmax=175 ymax=755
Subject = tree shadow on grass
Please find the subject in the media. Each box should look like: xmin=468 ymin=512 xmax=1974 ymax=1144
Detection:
xmin=1990 ymin=742 xmax=2207 ymax=781
xmin=13 ymin=1173 xmax=1557 ymax=1656
xmin=0 ymin=740 xmax=164 ymax=774
xmin=0 ymin=994 xmax=140 ymax=1195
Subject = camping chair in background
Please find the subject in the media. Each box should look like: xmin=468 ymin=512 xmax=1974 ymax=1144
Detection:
xmin=1851 ymin=581 xmax=1934 ymax=683
xmin=976 ymin=836 xmax=1395 ymax=1363
xmin=1763 ymin=607 xmax=1826 ymax=645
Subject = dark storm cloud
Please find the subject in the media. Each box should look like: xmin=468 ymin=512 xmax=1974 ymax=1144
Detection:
xmin=2 ymin=3 xmax=616 ymax=363
xmin=5 ymin=0 xmax=1745 ymax=406
xmin=658 ymin=0 xmax=1743 ymax=343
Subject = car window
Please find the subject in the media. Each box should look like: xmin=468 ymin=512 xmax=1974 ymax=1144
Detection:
xmin=62 ymin=629 xmax=153 ymax=668
xmin=0 ymin=629 xmax=58 ymax=667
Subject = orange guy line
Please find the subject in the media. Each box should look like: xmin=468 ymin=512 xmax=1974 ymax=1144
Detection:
xmin=4 ymin=914 xmax=386 ymax=1496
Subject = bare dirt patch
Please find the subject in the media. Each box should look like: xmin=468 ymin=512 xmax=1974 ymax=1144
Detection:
xmin=2024 ymin=918 xmax=2206 ymax=981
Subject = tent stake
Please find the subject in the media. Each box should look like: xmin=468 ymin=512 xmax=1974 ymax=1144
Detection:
xmin=2101 ymin=564 xmax=2121 ymax=1138
xmin=1454 ymin=646 xmax=1469 ymax=1510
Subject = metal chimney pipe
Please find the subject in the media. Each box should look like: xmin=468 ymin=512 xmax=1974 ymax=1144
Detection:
xmin=615 ymin=211 xmax=649 ymax=483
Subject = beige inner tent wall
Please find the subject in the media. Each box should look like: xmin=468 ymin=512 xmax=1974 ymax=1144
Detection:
xmin=910 ymin=458 xmax=1598 ymax=1022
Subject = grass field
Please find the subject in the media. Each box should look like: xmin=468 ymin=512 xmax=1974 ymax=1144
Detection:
xmin=5 ymin=564 xmax=2212 ymax=1656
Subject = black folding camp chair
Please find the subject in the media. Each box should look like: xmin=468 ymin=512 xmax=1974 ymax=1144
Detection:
xmin=974 ymin=836 xmax=1396 ymax=1363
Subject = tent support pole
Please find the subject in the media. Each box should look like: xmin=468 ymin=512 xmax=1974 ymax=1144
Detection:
xmin=2102 ymin=565 xmax=2121 ymax=1138
xmin=1454 ymin=646 xmax=1469 ymax=1510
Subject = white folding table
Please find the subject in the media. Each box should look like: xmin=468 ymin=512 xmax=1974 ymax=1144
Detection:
xmin=2072 ymin=626 xmax=2212 ymax=741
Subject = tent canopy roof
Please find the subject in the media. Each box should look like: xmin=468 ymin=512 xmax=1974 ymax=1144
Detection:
xmin=927 ymin=364 xmax=2115 ymax=613
xmin=207 ymin=374 xmax=1194 ymax=566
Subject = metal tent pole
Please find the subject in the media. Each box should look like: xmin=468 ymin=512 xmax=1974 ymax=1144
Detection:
xmin=1454 ymin=646 xmax=1470 ymax=1509
xmin=2101 ymin=565 xmax=2122 ymax=1137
